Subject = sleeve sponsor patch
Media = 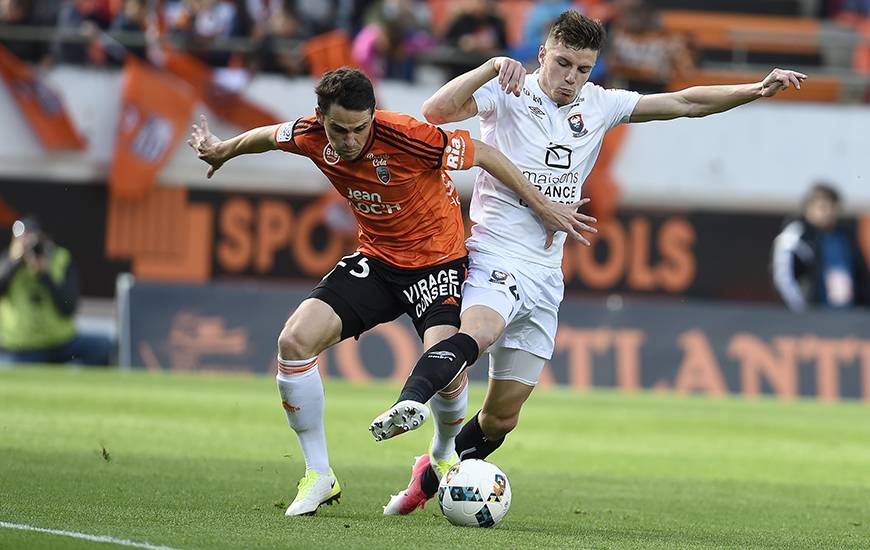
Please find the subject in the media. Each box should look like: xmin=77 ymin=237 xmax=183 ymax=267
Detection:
xmin=442 ymin=129 xmax=474 ymax=171
xmin=276 ymin=121 xmax=294 ymax=143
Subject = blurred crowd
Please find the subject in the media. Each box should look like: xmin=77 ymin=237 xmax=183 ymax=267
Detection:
xmin=0 ymin=0 xmax=869 ymax=86
xmin=0 ymin=0 xmax=700 ymax=89
xmin=819 ymin=0 xmax=870 ymax=23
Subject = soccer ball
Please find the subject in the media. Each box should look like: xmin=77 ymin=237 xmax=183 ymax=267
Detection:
xmin=437 ymin=459 xmax=511 ymax=528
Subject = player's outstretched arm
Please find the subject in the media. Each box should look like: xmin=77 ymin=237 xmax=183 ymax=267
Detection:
xmin=422 ymin=57 xmax=525 ymax=124
xmin=188 ymin=114 xmax=281 ymax=178
xmin=472 ymin=139 xmax=597 ymax=249
xmin=630 ymin=68 xmax=808 ymax=123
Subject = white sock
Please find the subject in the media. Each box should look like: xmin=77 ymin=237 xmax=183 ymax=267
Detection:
xmin=429 ymin=371 xmax=468 ymax=462
xmin=276 ymin=356 xmax=330 ymax=475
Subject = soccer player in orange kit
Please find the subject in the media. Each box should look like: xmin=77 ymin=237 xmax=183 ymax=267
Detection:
xmin=188 ymin=67 xmax=597 ymax=516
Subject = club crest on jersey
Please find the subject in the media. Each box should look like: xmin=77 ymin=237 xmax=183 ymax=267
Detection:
xmin=568 ymin=113 xmax=588 ymax=138
xmin=489 ymin=270 xmax=509 ymax=284
xmin=376 ymin=165 xmax=391 ymax=184
xmin=323 ymin=143 xmax=340 ymax=165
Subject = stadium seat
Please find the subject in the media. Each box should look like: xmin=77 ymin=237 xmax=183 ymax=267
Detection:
xmin=855 ymin=20 xmax=870 ymax=75
xmin=648 ymin=0 xmax=803 ymax=16
xmin=661 ymin=10 xmax=822 ymax=65
xmin=303 ymin=31 xmax=355 ymax=78
xmin=497 ymin=0 xmax=535 ymax=48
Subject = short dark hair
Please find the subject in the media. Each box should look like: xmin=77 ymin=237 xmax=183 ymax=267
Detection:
xmin=806 ymin=182 xmax=841 ymax=205
xmin=315 ymin=67 xmax=376 ymax=115
xmin=547 ymin=10 xmax=605 ymax=51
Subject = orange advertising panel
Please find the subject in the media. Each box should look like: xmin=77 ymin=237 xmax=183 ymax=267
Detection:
xmin=0 ymin=44 xmax=86 ymax=151
xmin=109 ymin=58 xmax=196 ymax=200
xmin=162 ymin=50 xmax=279 ymax=130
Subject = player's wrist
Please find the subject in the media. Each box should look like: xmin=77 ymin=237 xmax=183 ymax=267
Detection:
xmin=751 ymin=81 xmax=765 ymax=98
xmin=215 ymin=140 xmax=233 ymax=162
xmin=525 ymin=192 xmax=551 ymax=218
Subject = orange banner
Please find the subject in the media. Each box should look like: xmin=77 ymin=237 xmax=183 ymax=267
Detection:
xmin=109 ymin=57 xmax=196 ymax=199
xmin=582 ymin=124 xmax=627 ymax=222
xmin=162 ymin=50 xmax=279 ymax=130
xmin=0 ymin=44 xmax=85 ymax=151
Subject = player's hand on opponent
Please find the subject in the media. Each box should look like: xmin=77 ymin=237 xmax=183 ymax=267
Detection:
xmin=760 ymin=68 xmax=807 ymax=97
xmin=491 ymin=57 xmax=526 ymax=96
xmin=188 ymin=114 xmax=224 ymax=178
xmin=541 ymin=198 xmax=598 ymax=249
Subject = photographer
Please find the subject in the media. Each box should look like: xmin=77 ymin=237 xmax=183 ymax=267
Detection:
xmin=0 ymin=217 xmax=110 ymax=365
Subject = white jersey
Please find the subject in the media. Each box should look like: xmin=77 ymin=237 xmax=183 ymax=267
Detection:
xmin=468 ymin=73 xmax=641 ymax=268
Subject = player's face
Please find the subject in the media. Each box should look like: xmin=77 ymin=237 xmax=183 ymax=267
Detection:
xmin=317 ymin=104 xmax=374 ymax=161
xmin=537 ymin=40 xmax=598 ymax=106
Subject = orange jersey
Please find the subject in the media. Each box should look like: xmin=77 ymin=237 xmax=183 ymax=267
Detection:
xmin=274 ymin=110 xmax=475 ymax=269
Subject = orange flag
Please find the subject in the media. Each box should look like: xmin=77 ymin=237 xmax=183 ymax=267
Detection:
xmin=0 ymin=44 xmax=85 ymax=151
xmin=162 ymin=50 xmax=279 ymax=130
xmin=109 ymin=57 xmax=196 ymax=200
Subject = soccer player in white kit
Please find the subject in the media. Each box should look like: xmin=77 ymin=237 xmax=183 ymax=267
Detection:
xmin=370 ymin=10 xmax=807 ymax=514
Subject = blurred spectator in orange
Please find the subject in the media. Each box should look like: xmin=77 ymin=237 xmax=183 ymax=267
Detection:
xmin=0 ymin=0 xmax=51 ymax=63
xmin=605 ymin=0 xmax=694 ymax=93
xmin=351 ymin=0 xmax=433 ymax=82
xmin=772 ymin=183 xmax=870 ymax=311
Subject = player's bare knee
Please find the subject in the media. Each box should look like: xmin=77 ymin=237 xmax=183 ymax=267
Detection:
xmin=461 ymin=324 xmax=500 ymax=353
xmin=277 ymin=324 xmax=318 ymax=361
xmin=460 ymin=308 xmax=505 ymax=352
xmin=479 ymin=410 xmax=519 ymax=439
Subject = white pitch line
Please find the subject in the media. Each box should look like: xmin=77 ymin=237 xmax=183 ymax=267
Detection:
xmin=0 ymin=521 xmax=181 ymax=550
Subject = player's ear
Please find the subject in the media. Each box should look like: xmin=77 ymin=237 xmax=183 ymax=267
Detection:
xmin=538 ymin=45 xmax=546 ymax=66
xmin=315 ymin=106 xmax=324 ymax=125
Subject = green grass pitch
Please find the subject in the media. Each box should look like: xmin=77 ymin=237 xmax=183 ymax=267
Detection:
xmin=1 ymin=366 xmax=868 ymax=549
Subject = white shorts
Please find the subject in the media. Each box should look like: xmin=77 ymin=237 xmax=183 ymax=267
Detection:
xmin=461 ymin=251 xmax=564 ymax=384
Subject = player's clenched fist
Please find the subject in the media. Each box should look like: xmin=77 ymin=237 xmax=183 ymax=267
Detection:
xmin=491 ymin=56 xmax=526 ymax=96
xmin=760 ymin=68 xmax=807 ymax=97
xmin=187 ymin=114 xmax=224 ymax=178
